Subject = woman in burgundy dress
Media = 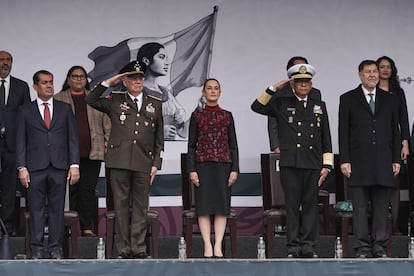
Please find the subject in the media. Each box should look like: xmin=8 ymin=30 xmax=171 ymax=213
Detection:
xmin=187 ymin=78 xmax=239 ymax=258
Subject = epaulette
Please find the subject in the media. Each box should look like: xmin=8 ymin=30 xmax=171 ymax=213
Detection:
xmin=111 ymin=91 xmax=127 ymax=94
xmin=146 ymin=94 xmax=162 ymax=101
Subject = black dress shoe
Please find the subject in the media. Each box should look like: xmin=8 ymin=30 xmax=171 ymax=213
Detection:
xmin=132 ymin=252 xmax=151 ymax=259
xmin=31 ymin=250 xmax=45 ymax=260
xmin=117 ymin=252 xmax=131 ymax=259
xmin=50 ymin=249 xmax=63 ymax=259
xmin=301 ymin=251 xmax=318 ymax=258
xmin=287 ymin=251 xmax=300 ymax=258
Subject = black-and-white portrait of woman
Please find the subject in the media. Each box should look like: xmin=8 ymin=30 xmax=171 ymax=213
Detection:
xmin=137 ymin=42 xmax=189 ymax=141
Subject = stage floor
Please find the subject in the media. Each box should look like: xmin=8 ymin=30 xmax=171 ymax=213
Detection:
xmin=7 ymin=235 xmax=414 ymax=259
xmin=0 ymin=258 xmax=414 ymax=276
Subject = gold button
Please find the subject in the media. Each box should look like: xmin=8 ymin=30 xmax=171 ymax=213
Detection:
xmin=309 ymin=145 xmax=313 ymax=150
xmin=149 ymin=151 xmax=153 ymax=156
xmin=134 ymin=131 xmax=138 ymax=135
xmin=310 ymin=134 xmax=314 ymax=138
xmin=297 ymin=143 xmax=301 ymax=148
xmin=297 ymin=132 xmax=302 ymax=137
xmin=310 ymin=123 xmax=314 ymax=127
xmin=137 ymin=114 xmax=140 ymax=117
xmin=136 ymin=122 xmax=139 ymax=126
xmin=298 ymin=122 xmax=302 ymax=126
xmin=110 ymin=145 xmax=114 ymax=148
xmin=133 ymin=140 xmax=137 ymax=144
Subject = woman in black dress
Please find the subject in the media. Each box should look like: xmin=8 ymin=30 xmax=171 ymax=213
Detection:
xmin=187 ymin=78 xmax=239 ymax=258
xmin=376 ymin=56 xmax=410 ymax=235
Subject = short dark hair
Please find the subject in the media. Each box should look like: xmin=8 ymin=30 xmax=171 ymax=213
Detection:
xmin=33 ymin=70 xmax=53 ymax=85
xmin=286 ymin=56 xmax=308 ymax=71
xmin=358 ymin=60 xmax=378 ymax=72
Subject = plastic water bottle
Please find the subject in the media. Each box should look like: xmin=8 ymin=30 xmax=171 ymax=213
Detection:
xmin=97 ymin=237 xmax=105 ymax=259
xmin=334 ymin=237 xmax=343 ymax=259
xmin=178 ymin=237 xmax=187 ymax=259
xmin=409 ymin=237 xmax=414 ymax=259
xmin=257 ymin=236 xmax=266 ymax=259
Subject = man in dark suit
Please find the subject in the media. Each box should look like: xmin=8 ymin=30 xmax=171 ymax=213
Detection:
xmin=0 ymin=50 xmax=31 ymax=234
xmin=267 ymin=56 xmax=321 ymax=153
xmin=252 ymin=64 xmax=333 ymax=258
xmin=86 ymin=61 xmax=164 ymax=259
xmin=339 ymin=60 xmax=401 ymax=258
xmin=16 ymin=70 xmax=80 ymax=259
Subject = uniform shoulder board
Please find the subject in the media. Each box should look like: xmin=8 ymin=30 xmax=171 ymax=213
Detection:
xmin=111 ymin=90 xmax=127 ymax=94
xmin=146 ymin=94 xmax=162 ymax=101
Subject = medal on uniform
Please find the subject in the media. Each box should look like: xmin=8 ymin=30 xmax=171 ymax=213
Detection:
xmin=145 ymin=121 xmax=149 ymax=126
xmin=120 ymin=112 xmax=126 ymax=125
xmin=120 ymin=102 xmax=130 ymax=111
xmin=317 ymin=116 xmax=321 ymax=127
xmin=288 ymin=116 xmax=293 ymax=123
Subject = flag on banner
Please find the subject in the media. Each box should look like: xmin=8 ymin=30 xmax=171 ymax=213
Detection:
xmin=88 ymin=6 xmax=218 ymax=96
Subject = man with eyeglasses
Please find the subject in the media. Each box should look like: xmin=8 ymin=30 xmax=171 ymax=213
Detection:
xmin=0 ymin=50 xmax=31 ymax=235
xmin=86 ymin=61 xmax=164 ymax=259
xmin=251 ymin=64 xmax=333 ymax=258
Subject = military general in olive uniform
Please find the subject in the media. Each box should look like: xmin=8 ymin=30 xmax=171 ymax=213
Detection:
xmin=251 ymin=64 xmax=333 ymax=258
xmin=86 ymin=61 xmax=164 ymax=259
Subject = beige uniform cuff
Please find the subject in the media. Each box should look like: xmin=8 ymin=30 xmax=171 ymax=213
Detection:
xmin=323 ymin=152 xmax=334 ymax=167
xmin=257 ymin=91 xmax=272 ymax=105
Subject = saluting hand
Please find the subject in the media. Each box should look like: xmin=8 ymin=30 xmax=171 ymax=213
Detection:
xmin=271 ymin=79 xmax=292 ymax=91
xmin=105 ymin=72 xmax=134 ymax=87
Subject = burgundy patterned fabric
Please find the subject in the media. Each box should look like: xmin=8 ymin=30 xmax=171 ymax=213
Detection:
xmin=193 ymin=105 xmax=232 ymax=163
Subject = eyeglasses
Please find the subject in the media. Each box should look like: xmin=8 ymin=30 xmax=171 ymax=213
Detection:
xmin=294 ymin=79 xmax=311 ymax=84
xmin=70 ymin=74 xmax=86 ymax=80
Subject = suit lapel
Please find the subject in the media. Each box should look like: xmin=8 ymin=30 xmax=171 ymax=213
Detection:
xmin=29 ymin=101 xmax=47 ymax=128
xmin=355 ymin=86 xmax=374 ymax=115
xmin=375 ymin=88 xmax=386 ymax=115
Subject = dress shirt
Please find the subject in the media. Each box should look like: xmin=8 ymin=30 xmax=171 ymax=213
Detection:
xmin=362 ymin=86 xmax=376 ymax=104
xmin=0 ymin=75 xmax=11 ymax=105
xmin=36 ymin=98 xmax=53 ymax=120
xmin=128 ymin=93 xmax=143 ymax=111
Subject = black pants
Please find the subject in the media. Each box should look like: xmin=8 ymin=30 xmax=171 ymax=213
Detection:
xmin=280 ymin=167 xmax=319 ymax=255
xmin=28 ymin=166 xmax=66 ymax=253
xmin=0 ymin=149 xmax=20 ymax=230
xmin=69 ymin=158 xmax=101 ymax=231
xmin=349 ymin=185 xmax=391 ymax=254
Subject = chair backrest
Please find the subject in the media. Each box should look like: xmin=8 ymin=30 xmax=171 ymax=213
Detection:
xmin=260 ymin=153 xmax=284 ymax=210
xmin=180 ymin=153 xmax=194 ymax=211
xmin=105 ymin=167 xmax=115 ymax=211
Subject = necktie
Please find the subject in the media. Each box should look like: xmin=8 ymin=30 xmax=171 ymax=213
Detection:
xmin=134 ymin=98 xmax=139 ymax=111
xmin=0 ymin=80 xmax=5 ymax=108
xmin=43 ymin=103 xmax=51 ymax=128
xmin=300 ymin=100 xmax=306 ymax=108
xmin=368 ymin=93 xmax=375 ymax=114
